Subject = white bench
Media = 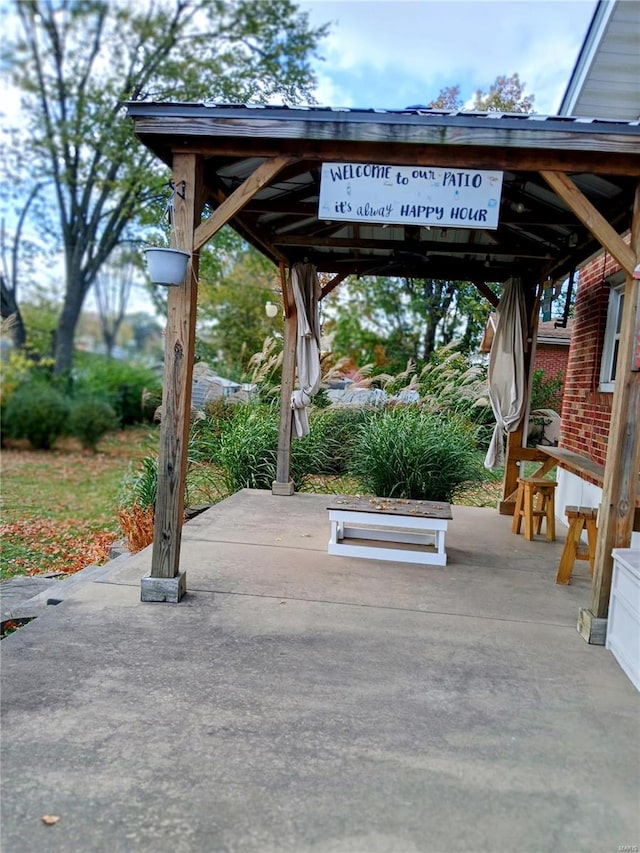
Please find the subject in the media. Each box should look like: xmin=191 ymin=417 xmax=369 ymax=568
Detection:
xmin=327 ymin=496 xmax=452 ymax=566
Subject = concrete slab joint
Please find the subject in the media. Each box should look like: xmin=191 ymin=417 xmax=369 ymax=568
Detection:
xmin=141 ymin=572 xmax=187 ymax=603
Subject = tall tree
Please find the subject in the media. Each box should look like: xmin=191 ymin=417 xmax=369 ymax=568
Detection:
xmin=0 ymin=182 xmax=45 ymax=350
xmin=5 ymin=0 xmax=327 ymax=375
xmin=472 ymin=72 xmax=535 ymax=113
xmin=323 ymin=275 xmax=493 ymax=373
xmin=428 ymin=73 xmax=535 ymax=113
xmin=197 ymin=237 xmax=284 ymax=380
xmin=93 ymin=245 xmax=141 ymax=358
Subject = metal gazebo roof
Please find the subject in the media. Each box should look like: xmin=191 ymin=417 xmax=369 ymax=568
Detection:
xmin=127 ymin=102 xmax=639 ymax=287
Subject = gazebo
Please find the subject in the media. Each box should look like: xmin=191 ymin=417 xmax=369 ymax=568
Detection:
xmin=126 ymin=102 xmax=639 ymax=640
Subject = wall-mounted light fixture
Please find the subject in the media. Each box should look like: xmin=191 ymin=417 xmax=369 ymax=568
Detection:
xmin=265 ymin=301 xmax=279 ymax=318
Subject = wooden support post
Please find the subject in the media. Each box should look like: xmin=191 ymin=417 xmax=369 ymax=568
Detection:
xmin=273 ymin=264 xmax=297 ymax=495
xmin=142 ymin=153 xmax=203 ymax=602
xmin=500 ymin=426 xmax=525 ymax=514
xmin=580 ymin=181 xmax=640 ymax=639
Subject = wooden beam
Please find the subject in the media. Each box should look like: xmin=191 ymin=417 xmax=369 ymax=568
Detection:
xmin=320 ymin=271 xmax=349 ymax=301
xmin=131 ymin=111 xmax=640 ymax=174
xmin=275 ymin=234 xmax=554 ymax=262
xmin=150 ymin=153 xmax=204 ymax=582
xmin=193 ymin=155 xmax=297 ymax=252
xmin=278 ymin=262 xmax=290 ymax=318
xmin=166 ymin=140 xmax=640 ymax=177
xmin=244 ymin=199 xmax=580 ymax=228
xmin=590 ymin=180 xmax=640 ymax=621
xmin=273 ymin=266 xmax=297 ymax=495
xmin=201 ymin=176 xmax=289 ymax=265
xmin=472 ymin=280 xmax=499 ymax=308
xmin=540 ymin=170 xmax=635 ymax=277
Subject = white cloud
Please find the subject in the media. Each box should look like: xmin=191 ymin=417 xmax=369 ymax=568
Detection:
xmin=301 ymin=0 xmax=597 ymax=113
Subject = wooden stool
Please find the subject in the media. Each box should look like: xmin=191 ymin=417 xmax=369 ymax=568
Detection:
xmin=511 ymin=477 xmax=557 ymax=541
xmin=556 ymin=506 xmax=598 ymax=584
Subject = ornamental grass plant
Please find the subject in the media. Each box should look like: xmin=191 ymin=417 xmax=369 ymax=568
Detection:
xmin=349 ymin=405 xmax=483 ymax=502
xmin=214 ymin=401 xmax=335 ymax=493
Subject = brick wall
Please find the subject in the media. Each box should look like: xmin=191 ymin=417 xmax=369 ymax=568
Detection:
xmin=560 ymin=252 xmax=619 ymax=466
xmin=534 ymin=345 xmax=569 ymax=392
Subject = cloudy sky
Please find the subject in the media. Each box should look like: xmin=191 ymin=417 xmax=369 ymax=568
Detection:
xmin=298 ymin=0 xmax=598 ymax=114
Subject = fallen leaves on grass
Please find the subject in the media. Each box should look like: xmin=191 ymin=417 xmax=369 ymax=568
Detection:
xmin=0 ymin=518 xmax=116 ymax=576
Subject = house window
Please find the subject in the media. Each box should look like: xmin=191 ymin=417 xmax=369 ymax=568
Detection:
xmin=599 ymin=277 xmax=625 ymax=392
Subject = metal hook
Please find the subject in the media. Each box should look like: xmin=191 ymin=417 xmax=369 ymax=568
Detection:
xmin=165 ymin=180 xmax=187 ymax=227
xmin=169 ymin=180 xmax=186 ymax=200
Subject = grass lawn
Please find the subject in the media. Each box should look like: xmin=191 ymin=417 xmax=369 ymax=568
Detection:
xmin=1 ymin=426 xmax=504 ymax=581
xmin=0 ymin=426 xmax=158 ymax=580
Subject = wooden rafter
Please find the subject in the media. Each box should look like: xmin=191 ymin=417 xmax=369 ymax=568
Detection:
xmin=320 ymin=271 xmax=349 ymax=301
xmin=274 ymin=234 xmax=554 ymax=262
xmin=540 ymin=170 xmax=635 ymax=276
xmin=472 ymin=281 xmax=500 ymax=308
xmin=193 ymin=155 xmax=298 ymax=252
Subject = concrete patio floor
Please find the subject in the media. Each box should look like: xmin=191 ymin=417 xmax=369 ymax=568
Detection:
xmin=1 ymin=489 xmax=638 ymax=853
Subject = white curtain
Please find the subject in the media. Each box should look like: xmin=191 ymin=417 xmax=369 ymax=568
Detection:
xmin=484 ymin=278 xmax=528 ymax=470
xmin=290 ymin=262 xmax=322 ymax=438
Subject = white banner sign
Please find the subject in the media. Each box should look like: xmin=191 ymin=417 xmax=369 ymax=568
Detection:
xmin=318 ymin=163 xmax=504 ymax=229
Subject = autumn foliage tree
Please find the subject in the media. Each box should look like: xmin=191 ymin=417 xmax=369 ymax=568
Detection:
xmin=4 ymin=0 xmax=327 ymax=376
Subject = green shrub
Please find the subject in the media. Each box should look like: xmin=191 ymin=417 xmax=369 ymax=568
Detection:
xmin=214 ymin=401 xmax=333 ymax=493
xmin=530 ymin=368 xmax=563 ymax=412
xmin=349 ymin=406 xmax=482 ymax=502
xmin=307 ymin=406 xmax=367 ymax=474
xmin=4 ymin=382 xmax=70 ymax=449
xmin=68 ymin=397 xmax=119 ymax=451
xmin=216 ymin=402 xmax=279 ymax=492
xmin=188 ymin=400 xmax=236 ymax=462
xmin=72 ymin=354 xmax=162 ymax=426
xmin=120 ymin=455 xmax=159 ymax=511
xmin=290 ymin=416 xmax=336 ymax=480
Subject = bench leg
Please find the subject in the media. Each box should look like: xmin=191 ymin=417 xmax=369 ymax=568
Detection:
xmin=546 ymin=490 xmax=556 ymax=542
xmin=511 ymin=484 xmax=524 ymax=534
xmin=585 ymin=518 xmax=598 ymax=575
xmin=435 ymin=529 xmax=446 ymax=559
xmin=556 ymin=517 xmax=584 ymax=584
xmin=534 ymin=492 xmax=545 ymax=535
xmin=524 ymin=483 xmax=535 ymax=541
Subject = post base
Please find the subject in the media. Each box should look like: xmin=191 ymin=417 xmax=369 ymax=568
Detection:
xmin=577 ymin=607 xmax=607 ymax=645
xmin=272 ymin=481 xmax=295 ymax=496
xmin=141 ymin=572 xmax=187 ymax=603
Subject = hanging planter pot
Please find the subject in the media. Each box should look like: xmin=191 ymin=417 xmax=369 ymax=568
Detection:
xmin=144 ymin=248 xmax=190 ymax=286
